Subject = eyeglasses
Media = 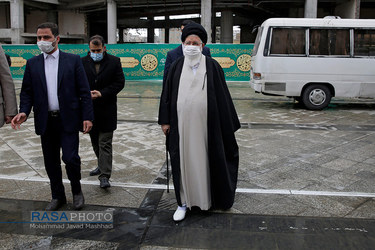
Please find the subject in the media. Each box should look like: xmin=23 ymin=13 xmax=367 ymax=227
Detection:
xmin=184 ymin=41 xmax=202 ymax=46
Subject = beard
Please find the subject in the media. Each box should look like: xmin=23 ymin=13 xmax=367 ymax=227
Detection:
xmin=185 ymin=53 xmax=202 ymax=67
xmin=183 ymin=44 xmax=203 ymax=67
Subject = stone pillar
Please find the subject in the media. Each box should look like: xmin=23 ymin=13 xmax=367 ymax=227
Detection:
xmin=304 ymin=0 xmax=318 ymax=18
xmin=147 ymin=27 xmax=154 ymax=43
xmin=212 ymin=25 xmax=216 ymax=43
xmin=118 ymin=28 xmax=124 ymax=43
xmin=220 ymin=10 xmax=233 ymax=43
xmin=10 ymin=0 xmax=24 ymax=44
xmin=165 ymin=16 xmax=170 ymax=44
xmin=47 ymin=11 xmax=58 ymax=24
xmin=240 ymin=25 xmax=255 ymax=43
xmin=107 ymin=0 xmax=117 ymax=44
xmin=201 ymin=0 xmax=212 ymax=44
xmin=147 ymin=17 xmax=154 ymax=43
xmin=335 ymin=0 xmax=360 ymax=19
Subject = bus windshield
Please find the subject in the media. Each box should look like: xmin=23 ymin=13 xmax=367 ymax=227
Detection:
xmin=252 ymin=26 xmax=263 ymax=56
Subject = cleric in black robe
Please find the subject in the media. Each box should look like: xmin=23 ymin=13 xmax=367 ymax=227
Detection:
xmin=158 ymin=23 xmax=240 ymax=221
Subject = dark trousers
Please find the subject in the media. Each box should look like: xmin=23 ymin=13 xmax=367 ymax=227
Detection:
xmin=41 ymin=115 xmax=82 ymax=200
xmin=89 ymin=128 xmax=113 ymax=179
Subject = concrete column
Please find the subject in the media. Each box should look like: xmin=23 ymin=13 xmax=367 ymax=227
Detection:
xmin=304 ymin=0 xmax=318 ymax=18
xmin=47 ymin=11 xmax=58 ymax=24
xmin=289 ymin=8 xmax=304 ymax=18
xmin=240 ymin=25 xmax=255 ymax=43
xmin=212 ymin=25 xmax=216 ymax=43
xmin=107 ymin=0 xmax=117 ymax=44
xmin=220 ymin=10 xmax=233 ymax=43
xmin=10 ymin=0 xmax=24 ymax=44
xmin=118 ymin=28 xmax=124 ymax=43
xmin=201 ymin=0 xmax=212 ymax=44
xmin=165 ymin=16 xmax=170 ymax=44
xmin=335 ymin=0 xmax=360 ymax=18
xmin=147 ymin=27 xmax=154 ymax=43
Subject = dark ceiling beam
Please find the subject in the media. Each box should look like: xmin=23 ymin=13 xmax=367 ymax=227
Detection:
xmin=62 ymin=0 xmax=106 ymax=8
xmin=30 ymin=0 xmax=60 ymax=4
xmin=24 ymin=1 xmax=56 ymax=10
xmin=79 ymin=7 xmax=107 ymax=13
xmin=116 ymin=5 xmax=202 ymax=17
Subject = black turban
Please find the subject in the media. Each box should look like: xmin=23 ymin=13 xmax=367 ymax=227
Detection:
xmin=181 ymin=23 xmax=208 ymax=44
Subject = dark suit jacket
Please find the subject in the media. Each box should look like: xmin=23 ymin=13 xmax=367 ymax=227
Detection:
xmin=81 ymin=52 xmax=125 ymax=132
xmin=19 ymin=50 xmax=94 ymax=135
xmin=163 ymin=44 xmax=211 ymax=83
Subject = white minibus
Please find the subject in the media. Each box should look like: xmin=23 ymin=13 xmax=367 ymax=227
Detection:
xmin=250 ymin=18 xmax=375 ymax=110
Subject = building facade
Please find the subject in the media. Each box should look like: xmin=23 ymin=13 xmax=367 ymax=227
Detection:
xmin=0 ymin=0 xmax=374 ymax=44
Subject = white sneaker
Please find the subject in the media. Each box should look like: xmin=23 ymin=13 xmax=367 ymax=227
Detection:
xmin=173 ymin=205 xmax=187 ymax=222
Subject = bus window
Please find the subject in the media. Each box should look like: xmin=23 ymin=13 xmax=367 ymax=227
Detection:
xmin=270 ymin=28 xmax=305 ymax=55
xmin=309 ymin=29 xmax=350 ymax=56
xmin=310 ymin=29 xmax=328 ymax=55
xmin=354 ymin=29 xmax=375 ymax=56
xmin=334 ymin=29 xmax=350 ymax=55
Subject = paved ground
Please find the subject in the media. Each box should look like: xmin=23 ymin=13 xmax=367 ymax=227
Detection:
xmin=0 ymin=80 xmax=375 ymax=249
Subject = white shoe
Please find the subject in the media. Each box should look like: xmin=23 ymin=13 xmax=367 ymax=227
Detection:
xmin=173 ymin=205 xmax=187 ymax=222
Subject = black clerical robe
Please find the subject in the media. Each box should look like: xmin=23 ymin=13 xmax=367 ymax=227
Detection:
xmin=158 ymin=56 xmax=240 ymax=209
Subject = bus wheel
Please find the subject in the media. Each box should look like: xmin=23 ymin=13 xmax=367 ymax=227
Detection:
xmin=301 ymin=84 xmax=332 ymax=110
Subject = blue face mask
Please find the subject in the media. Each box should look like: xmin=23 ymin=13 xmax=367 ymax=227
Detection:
xmin=90 ymin=52 xmax=103 ymax=62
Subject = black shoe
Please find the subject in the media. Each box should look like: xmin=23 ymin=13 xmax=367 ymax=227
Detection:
xmin=73 ymin=191 xmax=85 ymax=210
xmin=45 ymin=198 xmax=66 ymax=211
xmin=90 ymin=167 xmax=101 ymax=176
xmin=100 ymin=178 xmax=111 ymax=189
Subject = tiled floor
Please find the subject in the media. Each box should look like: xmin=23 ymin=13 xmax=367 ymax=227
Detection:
xmin=0 ymin=81 xmax=375 ymax=249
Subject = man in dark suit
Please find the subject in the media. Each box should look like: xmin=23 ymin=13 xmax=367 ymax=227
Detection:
xmin=11 ymin=23 xmax=93 ymax=211
xmin=81 ymin=35 xmax=125 ymax=188
xmin=163 ymin=20 xmax=211 ymax=83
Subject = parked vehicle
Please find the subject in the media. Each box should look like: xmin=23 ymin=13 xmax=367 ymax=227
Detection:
xmin=250 ymin=18 xmax=375 ymax=110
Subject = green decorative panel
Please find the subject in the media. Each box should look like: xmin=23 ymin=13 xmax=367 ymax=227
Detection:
xmin=3 ymin=43 xmax=253 ymax=81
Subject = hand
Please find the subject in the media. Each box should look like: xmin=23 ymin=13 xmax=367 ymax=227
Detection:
xmin=82 ymin=120 xmax=93 ymax=134
xmin=5 ymin=115 xmax=15 ymax=124
xmin=161 ymin=124 xmax=170 ymax=136
xmin=91 ymin=90 xmax=102 ymax=100
xmin=11 ymin=113 xmax=27 ymax=130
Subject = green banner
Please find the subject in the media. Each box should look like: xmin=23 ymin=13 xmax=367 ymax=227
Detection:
xmin=3 ymin=43 xmax=253 ymax=81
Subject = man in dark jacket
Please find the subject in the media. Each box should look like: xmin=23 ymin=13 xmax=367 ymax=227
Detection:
xmin=12 ymin=23 xmax=93 ymax=211
xmin=82 ymin=35 xmax=125 ymax=188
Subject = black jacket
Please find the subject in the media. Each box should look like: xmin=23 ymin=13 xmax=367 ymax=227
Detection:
xmin=82 ymin=52 xmax=125 ymax=132
xmin=20 ymin=51 xmax=93 ymax=135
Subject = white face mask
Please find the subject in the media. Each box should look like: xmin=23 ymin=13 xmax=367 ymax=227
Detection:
xmin=183 ymin=45 xmax=202 ymax=57
xmin=183 ymin=45 xmax=202 ymax=67
xmin=37 ymin=39 xmax=56 ymax=53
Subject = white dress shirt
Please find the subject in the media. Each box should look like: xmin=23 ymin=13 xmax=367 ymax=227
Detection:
xmin=43 ymin=49 xmax=60 ymax=111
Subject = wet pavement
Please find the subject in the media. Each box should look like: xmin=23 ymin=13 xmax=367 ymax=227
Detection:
xmin=0 ymin=80 xmax=375 ymax=249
